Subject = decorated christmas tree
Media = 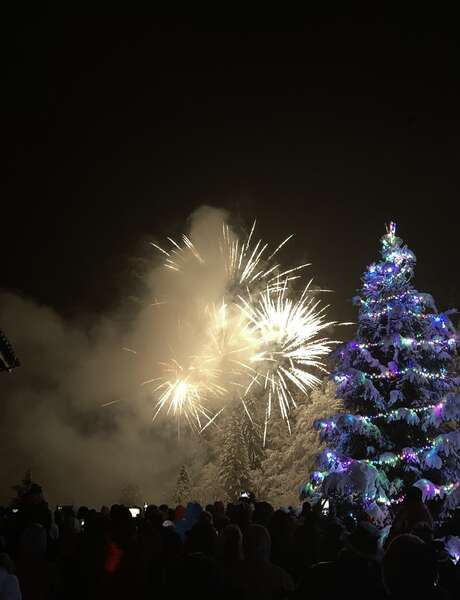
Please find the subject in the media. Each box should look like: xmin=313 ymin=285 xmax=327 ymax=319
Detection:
xmin=307 ymin=223 xmax=460 ymax=522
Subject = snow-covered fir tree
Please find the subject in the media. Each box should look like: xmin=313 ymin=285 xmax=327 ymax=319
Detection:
xmin=307 ymin=223 xmax=460 ymax=522
xmin=219 ymin=410 xmax=251 ymax=501
xmin=119 ymin=483 xmax=142 ymax=506
xmin=254 ymin=380 xmax=340 ymax=506
xmin=189 ymin=462 xmax=227 ymax=505
xmin=11 ymin=469 xmax=45 ymax=506
xmin=241 ymin=409 xmax=264 ymax=470
xmin=12 ymin=469 xmax=33 ymax=501
xmin=174 ymin=465 xmax=191 ymax=504
xmin=189 ymin=382 xmax=339 ymax=506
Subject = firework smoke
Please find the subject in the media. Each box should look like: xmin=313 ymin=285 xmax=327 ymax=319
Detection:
xmin=0 ymin=206 xmax=336 ymax=504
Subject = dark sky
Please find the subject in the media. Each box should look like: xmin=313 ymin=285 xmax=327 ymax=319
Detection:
xmin=4 ymin=16 xmax=460 ymax=325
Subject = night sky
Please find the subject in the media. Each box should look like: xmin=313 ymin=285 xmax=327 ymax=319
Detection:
xmin=5 ymin=17 xmax=460 ymax=325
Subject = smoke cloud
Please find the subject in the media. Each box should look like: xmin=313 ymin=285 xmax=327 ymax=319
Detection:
xmin=0 ymin=206 xmax=230 ymax=507
xmin=0 ymin=205 xmax=335 ymax=508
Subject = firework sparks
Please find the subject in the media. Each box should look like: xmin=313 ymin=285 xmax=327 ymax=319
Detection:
xmin=153 ymin=221 xmax=309 ymax=290
xmin=150 ymin=233 xmax=204 ymax=273
xmin=145 ymin=219 xmax=336 ymax=435
xmin=237 ymin=280 xmax=336 ymax=443
xmin=220 ymin=222 xmax=311 ymax=293
xmin=146 ymin=359 xmax=227 ymax=433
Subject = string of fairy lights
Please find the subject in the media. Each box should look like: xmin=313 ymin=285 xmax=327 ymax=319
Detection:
xmin=319 ymin=430 xmax=457 ymax=470
xmin=384 ymin=480 xmax=460 ymax=506
xmin=335 ymin=366 xmax=448 ymax=384
xmin=356 ymin=337 xmax=457 ymax=350
xmin=365 ymin=366 xmax=448 ymax=381
xmin=365 ymin=436 xmax=447 ymax=467
xmin=310 ymin=435 xmax=460 ymax=505
xmin=309 ymin=473 xmax=459 ymax=506
xmin=316 ymin=401 xmax=444 ymax=431
xmin=361 ymin=304 xmax=451 ymax=326
xmin=359 ymin=290 xmax=423 ymax=306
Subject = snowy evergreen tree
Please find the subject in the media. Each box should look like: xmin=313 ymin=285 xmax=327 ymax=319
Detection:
xmin=240 ymin=396 xmax=265 ymax=471
xmin=11 ymin=469 xmax=45 ymax=506
xmin=174 ymin=465 xmax=191 ymax=504
xmin=219 ymin=411 xmax=251 ymax=501
xmin=119 ymin=483 xmax=142 ymax=506
xmin=308 ymin=223 xmax=460 ymax=522
xmin=12 ymin=469 xmax=33 ymax=501
xmin=241 ymin=411 xmax=264 ymax=470
xmin=253 ymin=380 xmax=340 ymax=506
xmin=189 ymin=462 xmax=227 ymax=505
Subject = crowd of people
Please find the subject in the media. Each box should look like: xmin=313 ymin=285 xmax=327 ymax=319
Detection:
xmin=0 ymin=481 xmax=459 ymax=599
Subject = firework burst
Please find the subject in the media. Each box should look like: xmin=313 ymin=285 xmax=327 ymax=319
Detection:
xmin=153 ymin=221 xmax=310 ymax=291
xmin=146 ymin=219 xmax=336 ymax=436
xmin=144 ymin=358 xmax=226 ymax=434
xmin=238 ymin=280 xmax=336 ymax=443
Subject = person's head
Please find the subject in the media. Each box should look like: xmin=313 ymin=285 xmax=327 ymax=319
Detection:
xmin=62 ymin=511 xmax=79 ymax=532
xmin=405 ymin=486 xmax=423 ymax=505
xmin=159 ymin=504 xmax=169 ymax=520
xmin=253 ymin=501 xmax=274 ymax=527
xmin=60 ymin=505 xmax=74 ymax=517
xmin=84 ymin=511 xmax=108 ymax=538
xmin=146 ymin=505 xmax=163 ymax=527
xmin=214 ymin=515 xmax=230 ymax=535
xmin=175 ymin=504 xmax=186 ymax=521
xmin=77 ymin=506 xmax=89 ymax=520
xmin=214 ymin=501 xmax=225 ymax=516
xmin=301 ymin=501 xmax=312 ymax=517
xmin=110 ymin=504 xmax=120 ymax=519
xmin=186 ymin=521 xmax=217 ymax=557
xmin=244 ymin=524 xmax=271 ymax=562
xmin=383 ymin=534 xmax=438 ymax=596
xmin=199 ymin=510 xmax=214 ymax=526
xmin=184 ymin=502 xmax=203 ymax=530
xmin=111 ymin=504 xmax=131 ymax=522
xmin=220 ymin=524 xmax=243 ymax=562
